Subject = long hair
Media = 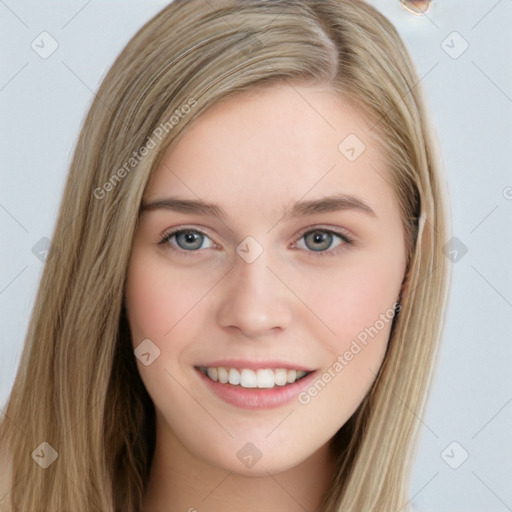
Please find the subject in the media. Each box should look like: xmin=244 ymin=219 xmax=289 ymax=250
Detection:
xmin=0 ymin=1 xmax=449 ymax=510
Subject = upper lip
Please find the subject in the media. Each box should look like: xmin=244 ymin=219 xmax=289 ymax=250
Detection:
xmin=195 ymin=359 xmax=315 ymax=372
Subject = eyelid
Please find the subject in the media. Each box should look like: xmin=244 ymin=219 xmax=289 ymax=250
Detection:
xmin=291 ymin=225 xmax=354 ymax=244
xmin=160 ymin=225 xmax=205 ymax=239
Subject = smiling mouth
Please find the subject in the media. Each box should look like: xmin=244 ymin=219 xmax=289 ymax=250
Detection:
xmin=197 ymin=366 xmax=312 ymax=389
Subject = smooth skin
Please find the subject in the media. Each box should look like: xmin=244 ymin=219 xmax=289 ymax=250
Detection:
xmin=125 ymin=82 xmax=407 ymax=512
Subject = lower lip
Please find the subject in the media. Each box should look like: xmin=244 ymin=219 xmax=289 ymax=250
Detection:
xmin=195 ymin=368 xmax=317 ymax=410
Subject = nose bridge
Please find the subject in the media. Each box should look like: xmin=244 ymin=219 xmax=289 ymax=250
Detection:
xmin=232 ymin=234 xmax=279 ymax=295
xmin=236 ymin=251 xmax=273 ymax=296
xmin=215 ymin=242 xmax=292 ymax=335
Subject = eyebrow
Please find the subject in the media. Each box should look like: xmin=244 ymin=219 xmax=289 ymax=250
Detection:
xmin=140 ymin=193 xmax=376 ymax=218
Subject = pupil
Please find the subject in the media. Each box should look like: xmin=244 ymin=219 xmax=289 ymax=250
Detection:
xmin=306 ymin=231 xmax=332 ymax=251
xmin=177 ymin=231 xmax=203 ymax=250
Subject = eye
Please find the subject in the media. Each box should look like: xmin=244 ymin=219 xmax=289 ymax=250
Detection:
xmin=158 ymin=226 xmax=352 ymax=255
xmin=159 ymin=228 xmax=214 ymax=251
xmin=293 ymin=228 xmax=352 ymax=254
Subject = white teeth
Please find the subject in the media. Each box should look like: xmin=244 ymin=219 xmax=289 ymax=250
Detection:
xmin=256 ymin=369 xmax=274 ymax=388
xmin=218 ymin=367 xmax=229 ymax=383
xmin=207 ymin=367 xmax=218 ymax=381
xmin=228 ymin=368 xmax=240 ymax=385
xmin=201 ymin=367 xmax=309 ymax=388
xmin=240 ymin=369 xmax=257 ymax=388
xmin=274 ymin=369 xmax=288 ymax=386
xmin=286 ymin=369 xmax=297 ymax=384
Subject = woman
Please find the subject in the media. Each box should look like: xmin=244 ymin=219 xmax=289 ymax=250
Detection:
xmin=0 ymin=1 xmax=449 ymax=510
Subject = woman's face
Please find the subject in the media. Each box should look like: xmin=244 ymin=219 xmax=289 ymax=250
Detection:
xmin=125 ymin=83 xmax=407 ymax=476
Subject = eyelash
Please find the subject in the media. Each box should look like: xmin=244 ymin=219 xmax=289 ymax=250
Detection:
xmin=158 ymin=226 xmax=354 ymax=258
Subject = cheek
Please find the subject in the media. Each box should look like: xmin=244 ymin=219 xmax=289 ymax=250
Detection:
xmin=124 ymin=250 xmax=205 ymax=416
xmin=125 ymin=249 xmax=210 ymax=343
xmin=296 ymin=272 xmax=396 ymax=417
xmin=290 ymin=253 xmax=402 ymax=410
xmin=293 ymin=257 xmax=402 ymax=348
xmin=124 ymin=248 xmax=217 ymax=400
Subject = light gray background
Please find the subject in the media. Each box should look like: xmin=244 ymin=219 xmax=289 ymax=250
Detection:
xmin=1 ymin=1 xmax=511 ymax=511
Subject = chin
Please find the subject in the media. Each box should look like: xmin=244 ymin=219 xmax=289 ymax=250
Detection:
xmin=196 ymin=440 xmax=308 ymax=477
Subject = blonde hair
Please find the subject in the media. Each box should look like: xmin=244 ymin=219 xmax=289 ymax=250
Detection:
xmin=0 ymin=1 xmax=449 ymax=510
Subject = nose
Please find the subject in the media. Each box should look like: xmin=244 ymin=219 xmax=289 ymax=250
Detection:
xmin=215 ymin=251 xmax=293 ymax=338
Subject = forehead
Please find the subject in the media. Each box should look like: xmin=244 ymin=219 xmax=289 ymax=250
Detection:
xmin=145 ymin=83 xmax=396 ymax=222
